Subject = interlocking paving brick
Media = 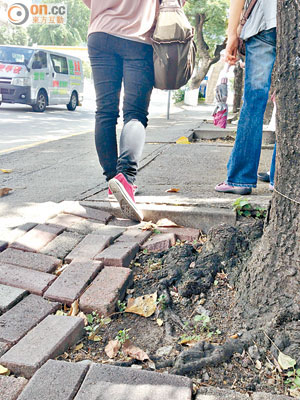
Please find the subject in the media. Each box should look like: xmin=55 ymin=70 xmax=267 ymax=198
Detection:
xmin=0 ymin=294 xmax=59 ymax=344
xmin=141 ymin=233 xmax=176 ymax=253
xmin=44 ymin=260 xmax=103 ymax=305
xmin=62 ymin=201 xmax=113 ymax=223
xmin=0 ymin=284 xmax=28 ymax=313
xmin=94 ymin=242 xmax=139 ymax=267
xmin=196 ymin=387 xmax=247 ymax=399
xmin=0 ymin=314 xmax=84 ymax=378
xmin=93 ymin=225 xmax=125 ymax=239
xmin=0 ymin=264 xmax=56 ymax=295
xmin=0 ymin=223 xmax=37 ymax=245
xmin=10 ymin=224 xmax=64 ymax=253
xmin=116 ymin=227 xmax=152 ymax=245
xmin=0 ymin=341 xmax=10 ymax=356
xmin=80 ymin=266 xmax=133 ymax=315
xmin=18 ymin=359 xmax=89 ymax=400
xmin=159 ymin=227 xmax=200 ymax=242
xmin=47 ymin=213 xmax=99 ymax=235
xmin=74 ymin=363 xmax=192 ymax=400
xmin=65 ymin=234 xmax=113 ymax=263
xmin=252 ymin=393 xmax=292 ymax=400
xmin=40 ymin=231 xmax=84 ymax=260
xmin=0 ymin=248 xmax=61 ymax=273
xmin=0 ymin=375 xmax=28 ymax=400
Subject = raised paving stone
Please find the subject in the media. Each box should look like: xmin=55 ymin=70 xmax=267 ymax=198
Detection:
xmin=196 ymin=387 xmax=247 ymax=399
xmin=74 ymin=363 xmax=192 ymax=400
xmin=10 ymin=223 xmax=64 ymax=252
xmin=141 ymin=233 xmax=176 ymax=253
xmin=0 ymin=248 xmax=61 ymax=273
xmin=18 ymin=359 xmax=89 ymax=400
xmin=0 ymin=341 xmax=10 ymax=356
xmin=252 ymin=393 xmax=292 ymax=400
xmin=94 ymin=242 xmax=139 ymax=267
xmin=40 ymin=231 xmax=84 ymax=260
xmin=62 ymin=201 xmax=113 ymax=223
xmin=116 ymin=227 xmax=152 ymax=245
xmin=0 ymin=314 xmax=84 ymax=378
xmin=44 ymin=260 xmax=103 ymax=305
xmin=0 ymin=294 xmax=59 ymax=344
xmin=80 ymin=266 xmax=133 ymax=315
xmin=0 ymin=284 xmax=28 ymax=313
xmin=159 ymin=227 xmax=200 ymax=242
xmin=0 ymin=264 xmax=56 ymax=295
xmin=65 ymin=234 xmax=113 ymax=263
xmin=0 ymin=223 xmax=37 ymax=245
xmin=47 ymin=213 xmax=100 ymax=235
xmin=0 ymin=375 xmax=28 ymax=400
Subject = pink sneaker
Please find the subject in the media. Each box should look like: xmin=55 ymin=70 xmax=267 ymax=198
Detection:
xmin=108 ymin=173 xmax=143 ymax=222
xmin=108 ymin=185 xmax=138 ymax=199
xmin=215 ymin=182 xmax=252 ymax=195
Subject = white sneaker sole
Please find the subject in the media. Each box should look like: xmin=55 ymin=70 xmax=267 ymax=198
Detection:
xmin=108 ymin=179 xmax=143 ymax=222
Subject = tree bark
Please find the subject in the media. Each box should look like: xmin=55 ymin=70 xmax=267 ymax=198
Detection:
xmin=233 ymin=0 xmax=300 ymax=354
xmin=232 ymin=63 xmax=244 ymax=114
xmin=189 ymin=13 xmax=226 ymax=90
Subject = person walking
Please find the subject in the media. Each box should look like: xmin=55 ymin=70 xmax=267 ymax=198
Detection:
xmin=82 ymin=0 xmax=160 ymax=221
xmin=215 ymin=0 xmax=277 ymax=195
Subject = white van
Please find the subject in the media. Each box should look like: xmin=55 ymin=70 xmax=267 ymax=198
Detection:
xmin=0 ymin=45 xmax=84 ymax=112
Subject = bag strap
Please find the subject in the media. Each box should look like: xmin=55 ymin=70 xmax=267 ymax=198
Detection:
xmin=240 ymin=0 xmax=258 ymax=27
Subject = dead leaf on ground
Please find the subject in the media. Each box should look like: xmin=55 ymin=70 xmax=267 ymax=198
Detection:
xmin=74 ymin=343 xmax=83 ymax=351
xmin=68 ymin=300 xmax=79 ymax=316
xmin=88 ymin=334 xmax=102 ymax=342
xmin=0 ymin=365 xmax=10 ymax=375
xmin=176 ymin=136 xmax=190 ymax=144
xmin=0 ymin=188 xmax=13 ymax=197
xmin=179 ymin=338 xmax=199 ymax=347
xmin=123 ymin=340 xmax=150 ymax=362
xmin=125 ymin=292 xmax=157 ymax=318
xmin=165 ymin=188 xmax=180 ymax=193
xmin=0 ymin=169 xmax=12 ymax=173
xmin=142 ymin=221 xmax=158 ymax=231
xmin=278 ymin=351 xmax=296 ymax=370
xmin=105 ymin=340 xmax=121 ymax=359
xmin=156 ymin=218 xmax=181 ymax=228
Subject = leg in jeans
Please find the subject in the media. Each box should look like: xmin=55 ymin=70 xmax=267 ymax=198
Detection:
xmin=117 ymin=40 xmax=154 ymax=184
xmin=227 ymin=28 xmax=276 ymax=188
xmin=88 ymin=32 xmax=123 ymax=182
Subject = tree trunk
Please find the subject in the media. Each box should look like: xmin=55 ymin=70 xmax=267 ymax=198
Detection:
xmin=233 ymin=0 xmax=300 ymax=356
xmin=232 ymin=63 xmax=244 ymax=114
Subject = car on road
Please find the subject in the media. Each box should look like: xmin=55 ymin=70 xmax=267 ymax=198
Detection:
xmin=0 ymin=45 xmax=84 ymax=112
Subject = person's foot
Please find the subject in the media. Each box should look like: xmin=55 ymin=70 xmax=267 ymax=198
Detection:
xmin=257 ymin=172 xmax=270 ymax=182
xmin=108 ymin=185 xmax=138 ymax=199
xmin=215 ymin=182 xmax=252 ymax=195
xmin=269 ymin=183 xmax=274 ymax=192
xmin=108 ymin=173 xmax=143 ymax=222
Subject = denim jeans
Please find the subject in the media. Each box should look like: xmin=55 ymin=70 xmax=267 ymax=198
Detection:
xmin=88 ymin=32 xmax=154 ymax=183
xmin=227 ymin=28 xmax=277 ymax=187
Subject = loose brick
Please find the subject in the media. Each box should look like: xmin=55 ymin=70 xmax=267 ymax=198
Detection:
xmin=74 ymin=363 xmax=192 ymax=400
xmin=0 ymin=341 xmax=10 ymax=356
xmin=65 ymin=234 xmax=113 ymax=263
xmin=0 ymin=315 xmax=84 ymax=378
xmin=94 ymin=242 xmax=139 ymax=267
xmin=10 ymin=224 xmax=64 ymax=253
xmin=0 ymin=294 xmax=59 ymax=344
xmin=0 ymin=284 xmax=27 ymax=313
xmin=62 ymin=201 xmax=113 ymax=223
xmin=18 ymin=359 xmax=89 ymax=400
xmin=44 ymin=260 xmax=103 ymax=305
xmin=93 ymin=225 xmax=125 ymax=239
xmin=0 ymin=248 xmax=61 ymax=273
xmin=159 ymin=227 xmax=200 ymax=242
xmin=116 ymin=227 xmax=152 ymax=245
xmin=41 ymin=231 xmax=84 ymax=260
xmin=80 ymin=266 xmax=133 ymax=315
xmin=47 ymin=213 xmax=98 ymax=235
xmin=0 ymin=376 xmax=28 ymax=400
xmin=141 ymin=233 xmax=176 ymax=253
xmin=0 ymin=264 xmax=56 ymax=295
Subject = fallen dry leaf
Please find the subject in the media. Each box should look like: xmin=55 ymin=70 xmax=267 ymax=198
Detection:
xmin=230 ymin=334 xmax=239 ymax=339
xmin=165 ymin=188 xmax=180 ymax=193
xmin=0 ymin=188 xmax=13 ymax=197
xmin=156 ymin=218 xmax=180 ymax=228
xmin=179 ymin=338 xmax=199 ymax=347
xmin=125 ymin=292 xmax=157 ymax=318
xmin=176 ymin=136 xmax=190 ymax=144
xmin=142 ymin=221 xmax=158 ymax=231
xmin=74 ymin=343 xmax=83 ymax=351
xmin=68 ymin=300 xmax=79 ymax=316
xmin=123 ymin=340 xmax=150 ymax=362
xmin=88 ymin=334 xmax=102 ymax=342
xmin=105 ymin=340 xmax=121 ymax=358
xmin=0 ymin=365 xmax=10 ymax=375
xmin=0 ymin=169 xmax=12 ymax=173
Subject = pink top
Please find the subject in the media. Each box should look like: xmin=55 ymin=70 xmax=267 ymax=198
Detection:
xmin=82 ymin=0 xmax=161 ymax=44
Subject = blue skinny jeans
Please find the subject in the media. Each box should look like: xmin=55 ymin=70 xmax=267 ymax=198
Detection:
xmin=88 ymin=32 xmax=154 ymax=184
xmin=227 ymin=28 xmax=277 ymax=187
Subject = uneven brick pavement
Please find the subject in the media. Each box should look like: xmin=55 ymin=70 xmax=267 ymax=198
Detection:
xmin=0 ymin=201 xmax=293 ymax=399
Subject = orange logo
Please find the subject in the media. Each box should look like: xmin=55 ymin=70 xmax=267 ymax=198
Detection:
xmin=8 ymin=2 xmax=29 ymax=25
